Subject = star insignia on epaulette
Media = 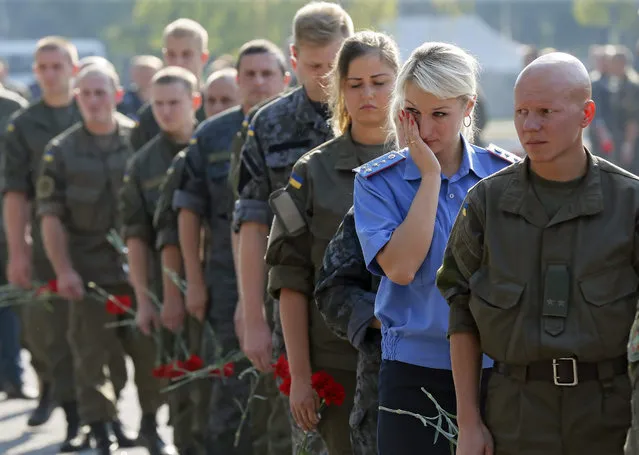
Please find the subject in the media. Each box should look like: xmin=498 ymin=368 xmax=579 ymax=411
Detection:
xmin=353 ymin=150 xmax=407 ymax=178
xmin=486 ymin=143 xmax=521 ymax=164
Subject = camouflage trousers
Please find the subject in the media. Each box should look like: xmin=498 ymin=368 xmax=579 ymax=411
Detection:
xmin=350 ymin=343 xmax=382 ymax=455
xmin=626 ymin=364 xmax=639 ymax=455
xmin=163 ymin=317 xmax=211 ymax=454
xmin=272 ymin=299 xmax=327 ymax=455
xmin=203 ymin=282 xmax=253 ymax=455
xmin=24 ymin=296 xmax=129 ymax=404
xmin=68 ymin=283 xmax=163 ymax=423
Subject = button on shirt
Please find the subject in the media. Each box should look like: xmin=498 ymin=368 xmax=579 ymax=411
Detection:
xmin=353 ymin=136 xmax=513 ymax=369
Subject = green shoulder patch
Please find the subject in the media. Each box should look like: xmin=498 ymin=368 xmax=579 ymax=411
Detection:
xmin=36 ymin=176 xmax=55 ymax=199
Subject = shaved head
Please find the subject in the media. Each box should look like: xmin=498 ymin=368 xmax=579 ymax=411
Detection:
xmin=513 ymin=52 xmax=595 ymax=179
xmin=516 ymin=52 xmax=591 ymax=102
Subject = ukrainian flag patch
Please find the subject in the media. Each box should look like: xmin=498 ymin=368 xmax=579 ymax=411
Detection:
xmin=462 ymin=202 xmax=468 ymax=217
xmin=6 ymin=123 xmax=14 ymax=133
xmin=248 ymin=125 xmax=255 ymax=137
xmin=189 ymin=137 xmax=197 ymax=145
xmin=43 ymin=150 xmax=54 ymax=162
xmin=289 ymin=172 xmax=303 ymax=189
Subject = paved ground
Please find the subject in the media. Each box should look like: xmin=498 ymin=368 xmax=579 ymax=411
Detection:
xmin=0 ymin=351 xmax=173 ymax=455
xmin=0 ymin=118 xmax=527 ymax=455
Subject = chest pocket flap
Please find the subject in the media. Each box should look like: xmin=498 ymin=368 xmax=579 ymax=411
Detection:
xmin=469 ymin=268 xmax=525 ymax=310
xmin=579 ymin=265 xmax=639 ymax=307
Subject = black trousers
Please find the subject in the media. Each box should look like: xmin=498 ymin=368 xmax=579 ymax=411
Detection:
xmin=377 ymin=360 xmax=490 ymax=455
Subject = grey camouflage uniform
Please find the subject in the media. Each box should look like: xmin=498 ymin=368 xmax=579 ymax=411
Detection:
xmin=315 ymin=207 xmax=381 ymax=455
xmin=173 ymin=106 xmax=254 ymax=455
xmin=235 ymin=86 xmax=333 ymax=455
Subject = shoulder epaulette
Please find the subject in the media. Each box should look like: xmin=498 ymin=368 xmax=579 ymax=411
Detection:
xmin=353 ymin=150 xmax=407 ymax=178
xmin=486 ymin=143 xmax=522 ymax=164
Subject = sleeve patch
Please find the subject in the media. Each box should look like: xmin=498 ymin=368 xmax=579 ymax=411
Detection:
xmin=354 ymin=150 xmax=407 ymax=178
xmin=43 ymin=149 xmax=54 ymax=162
xmin=288 ymin=172 xmax=303 ymax=189
xmin=36 ymin=176 xmax=55 ymax=199
xmin=486 ymin=143 xmax=521 ymax=164
xmin=6 ymin=123 xmax=14 ymax=133
xmin=269 ymin=188 xmax=306 ymax=236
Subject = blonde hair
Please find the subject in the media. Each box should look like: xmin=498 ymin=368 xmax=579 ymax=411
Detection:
xmin=163 ymin=18 xmax=209 ymax=53
xmin=293 ymin=1 xmax=354 ymax=47
xmin=328 ymin=31 xmax=400 ymax=136
xmin=152 ymin=66 xmax=198 ymax=93
xmin=35 ymin=36 xmax=79 ymax=65
xmin=389 ymin=42 xmax=479 ymax=144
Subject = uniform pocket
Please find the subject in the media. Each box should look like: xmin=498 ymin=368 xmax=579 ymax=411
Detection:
xmin=469 ymin=267 xmax=525 ymax=358
xmin=579 ymin=265 xmax=639 ymax=354
xmin=65 ymin=185 xmax=105 ymax=231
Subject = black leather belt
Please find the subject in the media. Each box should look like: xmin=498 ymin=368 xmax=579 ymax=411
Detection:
xmin=493 ymin=356 xmax=627 ymax=386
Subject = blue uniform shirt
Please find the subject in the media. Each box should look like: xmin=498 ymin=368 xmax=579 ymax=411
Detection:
xmin=353 ymin=136 xmax=518 ymax=369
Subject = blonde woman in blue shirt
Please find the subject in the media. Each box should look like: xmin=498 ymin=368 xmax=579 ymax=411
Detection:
xmin=353 ymin=42 xmax=519 ymax=454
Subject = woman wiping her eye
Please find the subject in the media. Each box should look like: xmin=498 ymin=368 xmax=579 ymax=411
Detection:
xmin=353 ymin=42 xmax=520 ymax=454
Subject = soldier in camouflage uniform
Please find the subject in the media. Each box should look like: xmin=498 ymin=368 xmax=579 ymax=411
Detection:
xmin=36 ymin=65 xmax=164 ymax=455
xmin=264 ymin=32 xmax=398 ymax=454
xmin=0 ymin=37 xmax=128 ymax=451
xmin=314 ymin=207 xmax=380 ymax=455
xmin=130 ymin=19 xmax=210 ymax=151
xmin=0 ymin=85 xmax=32 ymax=398
xmin=174 ymin=40 xmax=291 ymax=455
xmin=119 ymin=67 xmax=201 ymax=455
xmin=234 ymin=5 xmax=354 ymax=453
xmin=438 ymin=54 xmax=635 ymax=455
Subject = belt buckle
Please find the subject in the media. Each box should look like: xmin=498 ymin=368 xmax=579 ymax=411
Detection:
xmin=552 ymin=357 xmax=578 ymax=386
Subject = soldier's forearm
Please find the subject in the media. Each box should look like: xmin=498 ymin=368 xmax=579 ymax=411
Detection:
xmin=238 ymin=222 xmax=268 ymax=322
xmin=4 ymin=192 xmax=30 ymax=258
xmin=160 ymin=245 xmax=183 ymax=302
xmin=231 ymin=227 xmax=241 ymax=297
xmin=41 ymin=215 xmax=73 ymax=275
xmin=178 ymin=209 xmax=205 ymax=287
xmin=126 ymin=237 xmax=151 ymax=304
xmin=450 ymin=332 xmax=483 ymax=427
xmin=280 ymin=288 xmax=311 ymax=379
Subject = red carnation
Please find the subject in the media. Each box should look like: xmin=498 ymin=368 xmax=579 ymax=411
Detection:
xmin=272 ymin=354 xmax=290 ymax=380
xmin=165 ymin=361 xmax=186 ymax=379
xmin=278 ymin=376 xmax=292 ymax=396
xmin=223 ymin=362 xmax=235 ymax=377
xmin=36 ymin=279 xmax=59 ymax=296
xmin=311 ymin=371 xmax=332 ymax=395
xmin=47 ymin=279 xmax=58 ymax=293
xmin=321 ymin=380 xmax=345 ymax=406
xmin=184 ymin=355 xmax=204 ymax=372
xmin=152 ymin=365 xmax=167 ymax=378
xmin=210 ymin=362 xmax=235 ymax=378
xmin=105 ymin=295 xmax=132 ymax=315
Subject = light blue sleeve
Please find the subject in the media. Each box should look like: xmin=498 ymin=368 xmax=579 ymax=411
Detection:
xmin=353 ymin=172 xmax=405 ymax=277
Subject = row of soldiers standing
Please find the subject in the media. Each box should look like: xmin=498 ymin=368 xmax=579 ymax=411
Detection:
xmin=0 ymin=2 xmax=385 ymax=455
